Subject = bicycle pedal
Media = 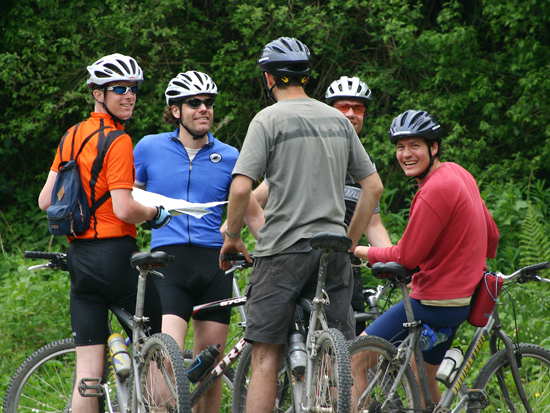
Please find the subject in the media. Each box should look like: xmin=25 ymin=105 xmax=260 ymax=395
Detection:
xmin=467 ymin=388 xmax=489 ymax=409
xmin=78 ymin=377 xmax=104 ymax=397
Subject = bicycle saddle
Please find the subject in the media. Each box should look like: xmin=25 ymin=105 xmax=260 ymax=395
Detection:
xmin=371 ymin=262 xmax=419 ymax=284
xmin=130 ymin=251 xmax=174 ymax=269
xmin=310 ymin=232 xmax=352 ymax=252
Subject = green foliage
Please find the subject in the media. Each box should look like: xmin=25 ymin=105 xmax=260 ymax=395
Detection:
xmin=2 ymin=1 xmax=550 ymax=409
xmin=519 ymin=203 xmax=550 ymax=267
xmin=0 ymin=253 xmax=71 ymax=392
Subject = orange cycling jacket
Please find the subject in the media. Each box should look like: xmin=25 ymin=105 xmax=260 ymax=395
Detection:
xmin=51 ymin=112 xmax=137 ymax=240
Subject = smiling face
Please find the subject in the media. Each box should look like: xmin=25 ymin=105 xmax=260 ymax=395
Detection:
xmin=94 ymin=80 xmax=138 ymax=121
xmin=395 ymin=137 xmax=439 ymax=182
xmin=173 ymin=93 xmax=214 ymax=138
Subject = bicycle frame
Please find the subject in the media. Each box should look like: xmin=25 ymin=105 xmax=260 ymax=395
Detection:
xmin=185 ymin=258 xmax=251 ymax=406
xmin=102 ymin=259 xmax=170 ymax=412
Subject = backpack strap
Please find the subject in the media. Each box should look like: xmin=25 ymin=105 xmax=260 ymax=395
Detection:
xmin=88 ymin=127 xmax=127 ymax=220
xmin=59 ymin=120 xmax=123 ymax=229
xmin=58 ymin=122 xmax=83 ymax=163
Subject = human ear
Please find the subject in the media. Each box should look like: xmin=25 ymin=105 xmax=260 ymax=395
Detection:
xmin=430 ymin=141 xmax=439 ymax=157
xmin=171 ymin=105 xmax=180 ymax=119
xmin=93 ymin=89 xmax=104 ymax=104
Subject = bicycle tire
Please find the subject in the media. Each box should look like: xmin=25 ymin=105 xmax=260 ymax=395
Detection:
xmin=306 ymin=328 xmax=352 ymax=412
xmin=231 ymin=342 xmax=293 ymax=413
xmin=469 ymin=343 xmax=550 ymax=412
xmin=2 ymin=338 xmax=76 ymax=413
xmin=348 ymin=335 xmax=422 ymax=412
xmin=138 ymin=333 xmax=191 ymax=412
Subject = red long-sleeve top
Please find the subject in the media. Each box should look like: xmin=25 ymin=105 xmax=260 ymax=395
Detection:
xmin=367 ymin=162 xmax=499 ymax=301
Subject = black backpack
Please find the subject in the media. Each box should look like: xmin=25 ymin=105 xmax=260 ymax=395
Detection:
xmin=46 ymin=122 xmax=111 ymax=236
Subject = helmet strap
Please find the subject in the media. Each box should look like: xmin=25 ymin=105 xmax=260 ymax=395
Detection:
xmin=262 ymin=73 xmax=278 ymax=103
xmin=411 ymin=145 xmax=435 ymax=181
xmin=178 ymin=104 xmax=208 ymax=140
xmin=94 ymin=88 xmax=128 ymax=126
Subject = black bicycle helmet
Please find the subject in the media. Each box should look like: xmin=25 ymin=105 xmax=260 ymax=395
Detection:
xmin=389 ymin=110 xmax=442 ymax=180
xmin=257 ymin=37 xmax=312 ymax=81
xmin=388 ymin=110 xmax=441 ymax=144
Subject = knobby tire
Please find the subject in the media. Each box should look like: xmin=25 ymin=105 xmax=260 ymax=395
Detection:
xmin=2 ymin=338 xmax=77 ymax=413
xmin=348 ymin=335 xmax=421 ymax=412
xmin=469 ymin=343 xmax=550 ymax=413
xmin=137 ymin=333 xmax=191 ymax=412
xmin=307 ymin=328 xmax=353 ymax=412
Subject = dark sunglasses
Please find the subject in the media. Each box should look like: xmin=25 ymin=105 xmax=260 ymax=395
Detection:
xmin=106 ymin=85 xmax=139 ymax=95
xmin=334 ymin=103 xmax=366 ymax=115
xmin=183 ymin=97 xmax=215 ymax=109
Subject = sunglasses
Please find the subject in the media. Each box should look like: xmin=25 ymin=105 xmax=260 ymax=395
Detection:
xmin=184 ymin=97 xmax=216 ymax=109
xmin=334 ymin=103 xmax=366 ymax=115
xmin=106 ymin=85 xmax=139 ymax=95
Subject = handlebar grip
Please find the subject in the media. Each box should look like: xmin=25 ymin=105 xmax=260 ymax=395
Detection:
xmin=521 ymin=261 xmax=550 ymax=275
xmin=24 ymin=251 xmax=67 ymax=260
xmin=221 ymin=253 xmax=251 ymax=262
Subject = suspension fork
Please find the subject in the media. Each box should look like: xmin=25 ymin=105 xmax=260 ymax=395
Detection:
xmin=489 ymin=310 xmax=532 ymax=413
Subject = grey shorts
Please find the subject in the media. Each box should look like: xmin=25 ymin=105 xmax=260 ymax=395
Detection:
xmin=244 ymin=239 xmax=355 ymax=344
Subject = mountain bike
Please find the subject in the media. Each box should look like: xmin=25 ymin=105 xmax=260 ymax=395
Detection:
xmin=349 ymin=260 xmax=550 ymax=412
xmin=232 ymin=231 xmax=355 ymax=412
xmin=2 ymin=250 xmax=191 ymax=413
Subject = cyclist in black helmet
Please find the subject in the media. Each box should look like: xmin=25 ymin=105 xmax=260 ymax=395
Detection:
xmin=220 ymin=37 xmax=384 ymax=412
xmin=251 ymin=75 xmax=392 ymax=335
xmin=354 ymin=109 xmax=499 ymax=404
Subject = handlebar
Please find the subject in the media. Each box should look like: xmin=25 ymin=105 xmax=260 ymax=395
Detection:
xmin=221 ymin=253 xmax=255 ymax=272
xmin=24 ymin=250 xmax=253 ymax=274
xmin=497 ymin=261 xmax=550 ymax=283
xmin=24 ymin=251 xmax=68 ymax=271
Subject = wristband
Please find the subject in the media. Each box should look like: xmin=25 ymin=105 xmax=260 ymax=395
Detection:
xmin=225 ymin=228 xmax=241 ymax=239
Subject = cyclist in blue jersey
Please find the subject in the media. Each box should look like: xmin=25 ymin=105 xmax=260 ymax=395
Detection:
xmin=134 ymin=71 xmax=263 ymax=413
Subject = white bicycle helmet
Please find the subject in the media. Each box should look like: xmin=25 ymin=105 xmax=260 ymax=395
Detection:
xmin=325 ymin=76 xmax=372 ymax=105
xmin=165 ymin=71 xmax=218 ymax=106
xmin=86 ymin=53 xmax=144 ymax=89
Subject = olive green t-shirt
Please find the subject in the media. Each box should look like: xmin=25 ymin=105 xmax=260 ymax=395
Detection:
xmin=233 ymin=98 xmax=376 ymax=256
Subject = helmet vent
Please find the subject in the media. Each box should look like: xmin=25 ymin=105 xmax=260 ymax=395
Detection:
xmin=115 ymin=59 xmax=130 ymax=75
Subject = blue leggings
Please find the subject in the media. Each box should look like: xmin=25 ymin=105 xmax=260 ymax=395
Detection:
xmin=364 ymin=298 xmax=471 ymax=364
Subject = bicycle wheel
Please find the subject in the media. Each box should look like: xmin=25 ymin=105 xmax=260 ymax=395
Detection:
xmin=231 ymin=342 xmax=293 ymax=413
xmin=2 ymin=338 xmax=76 ymax=413
xmin=306 ymin=328 xmax=353 ymax=412
xmin=348 ymin=335 xmax=422 ymax=412
xmin=470 ymin=343 xmax=550 ymax=412
xmin=138 ymin=332 xmax=191 ymax=412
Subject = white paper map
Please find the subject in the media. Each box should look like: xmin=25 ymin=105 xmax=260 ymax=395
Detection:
xmin=132 ymin=187 xmax=226 ymax=219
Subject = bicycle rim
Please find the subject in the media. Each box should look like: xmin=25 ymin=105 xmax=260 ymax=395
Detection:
xmin=2 ymin=338 xmax=76 ymax=413
xmin=348 ymin=335 xmax=421 ymax=412
xmin=306 ymin=328 xmax=352 ymax=412
xmin=138 ymin=333 xmax=191 ymax=412
xmin=470 ymin=343 xmax=550 ymax=412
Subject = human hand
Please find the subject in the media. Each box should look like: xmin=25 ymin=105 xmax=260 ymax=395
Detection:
xmin=219 ymin=237 xmax=251 ymax=270
xmin=147 ymin=206 xmax=172 ymax=229
xmin=354 ymin=245 xmax=369 ymax=260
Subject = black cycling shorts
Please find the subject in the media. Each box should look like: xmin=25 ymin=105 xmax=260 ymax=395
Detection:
xmin=152 ymin=244 xmax=232 ymax=324
xmin=68 ymin=236 xmax=162 ymax=346
xmin=244 ymin=239 xmax=355 ymax=345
